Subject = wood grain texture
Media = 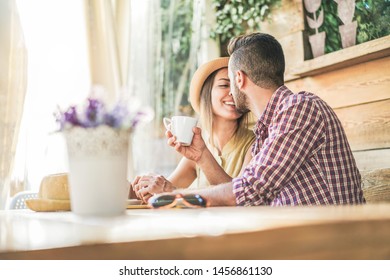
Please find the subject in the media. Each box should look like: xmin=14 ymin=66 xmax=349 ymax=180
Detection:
xmin=334 ymin=99 xmax=390 ymax=151
xmin=361 ymin=168 xmax=390 ymax=203
xmin=2 ymin=204 xmax=390 ymax=260
xmin=281 ymin=31 xmax=305 ymax=82
xmin=291 ymin=35 xmax=390 ymax=77
xmin=2 ymin=219 xmax=390 ymax=260
xmin=353 ymin=149 xmax=390 ymax=171
xmin=286 ymin=56 xmax=390 ymax=109
xmin=260 ymin=0 xmax=304 ymax=39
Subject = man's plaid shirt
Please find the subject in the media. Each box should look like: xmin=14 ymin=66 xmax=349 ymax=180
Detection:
xmin=233 ymin=85 xmax=365 ymax=206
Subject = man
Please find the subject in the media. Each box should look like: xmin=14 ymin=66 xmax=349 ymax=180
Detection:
xmin=139 ymin=33 xmax=365 ymax=206
xmin=222 ymin=32 xmax=364 ymax=206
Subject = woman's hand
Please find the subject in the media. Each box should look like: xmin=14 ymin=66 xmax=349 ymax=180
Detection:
xmin=131 ymin=174 xmax=174 ymax=203
xmin=166 ymin=127 xmax=207 ymax=163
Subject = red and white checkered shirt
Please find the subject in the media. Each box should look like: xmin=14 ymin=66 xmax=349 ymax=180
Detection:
xmin=233 ymin=85 xmax=365 ymax=206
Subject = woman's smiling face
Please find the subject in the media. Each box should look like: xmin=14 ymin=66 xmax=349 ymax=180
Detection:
xmin=211 ymin=68 xmax=241 ymax=120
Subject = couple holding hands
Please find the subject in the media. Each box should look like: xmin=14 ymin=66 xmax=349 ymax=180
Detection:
xmin=132 ymin=32 xmax=365 ymax=208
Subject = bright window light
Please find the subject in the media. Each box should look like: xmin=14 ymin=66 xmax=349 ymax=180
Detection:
xmin=14 ymin=0 xmax=90 ymax=191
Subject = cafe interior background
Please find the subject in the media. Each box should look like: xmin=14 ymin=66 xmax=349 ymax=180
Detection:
xmin=1 ymin=0 xmax=390 ymax=209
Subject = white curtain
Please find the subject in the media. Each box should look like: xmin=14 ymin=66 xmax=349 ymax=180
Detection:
xmin=0 ymin=0 xmax=27 ymax=209
xmin=127 ymin=0 xmax=162 ymax=175
xmin=13 ymin=0 xmax=90 ymax=196
xmin=82 ymin=0 xmax=217 ymax=177
xmin=0 ymin=0 xmax=219 ymax=206
xmin=83 ymin=0 xmax=161 ymax=176
xmin=84 ymin=0 xmax=130 ymax=105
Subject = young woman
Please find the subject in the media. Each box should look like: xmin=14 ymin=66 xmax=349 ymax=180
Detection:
xmin=132 ymin=57 xmax=255 ymax=202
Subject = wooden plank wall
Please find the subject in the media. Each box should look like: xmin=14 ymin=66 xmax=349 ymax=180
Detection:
xmin=262 ymin=0 xmax=390 ymax=173
xmin=286 ymin=52 xmax=390 ymax=173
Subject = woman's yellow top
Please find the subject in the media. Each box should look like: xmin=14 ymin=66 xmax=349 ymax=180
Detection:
xmin=190 ymin=129 xmax=255 ymax=189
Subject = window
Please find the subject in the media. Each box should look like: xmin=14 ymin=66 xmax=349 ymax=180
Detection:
xmin=12 ymin=0 xmax=90 ymax=193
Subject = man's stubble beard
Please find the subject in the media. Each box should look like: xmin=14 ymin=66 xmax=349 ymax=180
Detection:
xmin=232 ymin=80 xmax=250 ymax=115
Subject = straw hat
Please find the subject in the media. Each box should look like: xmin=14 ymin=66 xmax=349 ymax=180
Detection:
xmin=25 ymin=173 xmax=71 ymax=212
xmin=189 ymin=57 xmax=229 ymax=113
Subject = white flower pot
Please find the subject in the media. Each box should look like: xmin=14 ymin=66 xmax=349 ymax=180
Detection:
xmin=63 ymin=125 xmax=131 ymax=216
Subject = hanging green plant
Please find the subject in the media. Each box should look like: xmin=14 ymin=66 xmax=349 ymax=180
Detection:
xmin=355 ymin=0 xmax=390 ymax=44
xmin=210 ymin=0 xmax=282 ymax=47
xmin=160 ymin=0 xmax=195 ymax=118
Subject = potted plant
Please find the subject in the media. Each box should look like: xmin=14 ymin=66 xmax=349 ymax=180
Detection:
xmin=55 ymin=86 xmax=153 ymax=216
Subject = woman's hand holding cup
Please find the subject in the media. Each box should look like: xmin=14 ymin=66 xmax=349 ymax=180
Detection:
xmin=166 ymin=126 xmax=207 ymax=163
xmin=163 ymin=116 xmax=197 ymax=146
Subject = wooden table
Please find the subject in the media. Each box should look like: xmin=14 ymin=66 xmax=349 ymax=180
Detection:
xmin=1 ymin=204 xmax=390 ymax=259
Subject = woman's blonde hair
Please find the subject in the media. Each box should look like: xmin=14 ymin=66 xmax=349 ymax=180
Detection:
xmin=199 ymin=67 xmax=249 ymax=149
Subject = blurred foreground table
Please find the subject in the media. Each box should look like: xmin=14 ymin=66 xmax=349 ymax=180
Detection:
xmin=1 ymin=204 xmax=390 ymax=259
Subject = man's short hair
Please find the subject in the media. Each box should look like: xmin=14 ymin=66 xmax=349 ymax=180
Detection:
xmin=228 ymin=33 xmax=285 ymax=89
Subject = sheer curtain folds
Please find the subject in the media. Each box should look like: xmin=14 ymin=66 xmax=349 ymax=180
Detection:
xmin=12 ymin=0 xmax=90 ymax=198
xmin=84 ymin=0 xmax=132 ymax=105
xmin=0 ymin=0 xmax=27 ymax=209
xmin=83 ymin=0 xmax=160 ymax=176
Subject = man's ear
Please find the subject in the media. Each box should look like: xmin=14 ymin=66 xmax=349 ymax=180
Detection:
xmin=235 ymin=70 xmax=246 ymax=89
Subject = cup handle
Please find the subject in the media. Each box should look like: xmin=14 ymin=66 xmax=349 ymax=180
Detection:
xmin=163 ymin=117 xmax=172 ymax=131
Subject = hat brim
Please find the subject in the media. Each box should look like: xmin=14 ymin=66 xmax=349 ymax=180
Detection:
xmin=190 ymin=57 xmax=229 ymax=113
xmin=26 ymin=198 xmax=71 ymax=212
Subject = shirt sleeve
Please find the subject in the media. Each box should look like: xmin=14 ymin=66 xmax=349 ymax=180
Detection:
xmin=233 ymin=98 xmax=326 ymax=206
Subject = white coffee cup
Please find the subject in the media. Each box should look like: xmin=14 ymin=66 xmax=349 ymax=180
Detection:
xmin=163 ymin=116 xmax=197 ymax=146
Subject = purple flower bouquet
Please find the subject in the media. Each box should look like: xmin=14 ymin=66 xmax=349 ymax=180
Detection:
xmin=55 ymin=88 xmax=154 ymax=216
xmin=55 ymin=95 xmax=154 ymax=132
